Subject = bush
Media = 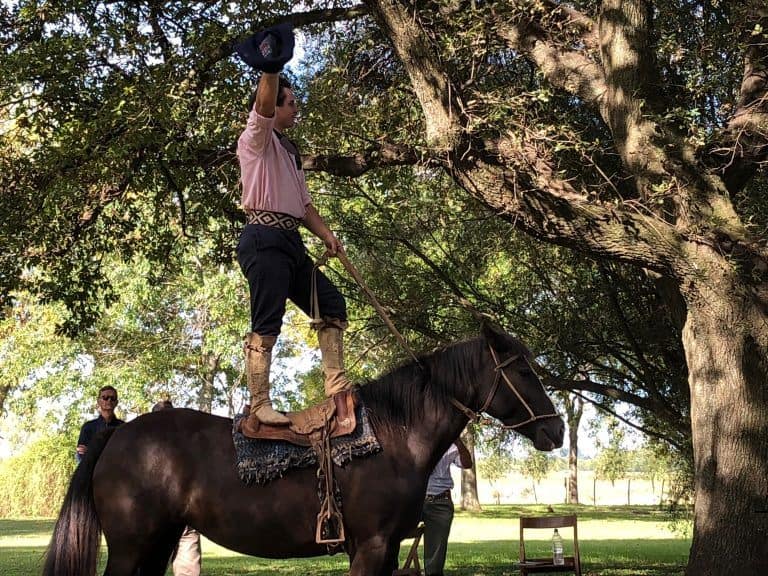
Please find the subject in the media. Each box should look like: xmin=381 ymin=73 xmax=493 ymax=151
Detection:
xmin=0 ymin=433 xmax=76 ymax=517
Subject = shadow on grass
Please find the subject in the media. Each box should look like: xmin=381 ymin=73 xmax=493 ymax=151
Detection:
xmin=196 ymin=555 xmax=348 ymax=575
xmin=0 ymin=542 xmax=686 ymax=576
xmin=444 ymin=540 xmax=687 ymax=576
xmin=190 ymin=539 xmax=687 ymax=576
xmin=177 ymin=543 xmax=687 ymax=576
xmin=0 ymin=515 xmax=688 ymax=576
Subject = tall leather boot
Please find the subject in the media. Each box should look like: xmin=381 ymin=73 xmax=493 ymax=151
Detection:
xmin=242 ymin=333 xmax=289 ymax=436
xmin=316 ymin=318 xmax=354 ymax=397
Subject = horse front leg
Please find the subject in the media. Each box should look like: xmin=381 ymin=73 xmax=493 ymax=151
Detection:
xmin=347 ymin=536 xmax=400 ymax=576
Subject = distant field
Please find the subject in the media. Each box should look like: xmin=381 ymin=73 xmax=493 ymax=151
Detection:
xmin=1 ymin=504 xmax=689 ymax=576
xmin=479 ymin=470 xmax=669 ymax=507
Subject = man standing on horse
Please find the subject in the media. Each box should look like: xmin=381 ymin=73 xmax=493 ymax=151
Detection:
xmin=234 ymin=23 xmax=352 ymax=434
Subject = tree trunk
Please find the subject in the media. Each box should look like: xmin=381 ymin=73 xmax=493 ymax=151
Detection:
xmin=682 ymin=282 xmax=768 ymax=575
xmin=460 ymin=428 xmax=481 ymax=512
xmin=593 ymin=477 xmax=597 ymax=506
xmin=563 ymin=393 xmax=583 ymax=504
xmin=197 ymin=351 xmax=219 ymax=413
xmin=568 ymin=407 xmax=581 ymax=504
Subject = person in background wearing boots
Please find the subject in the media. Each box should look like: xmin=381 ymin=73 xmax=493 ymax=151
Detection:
xmin=422 ymin=437 xmax=473 ymax=576
xmin=152 ymin=400 xmax=202 ymax=576
xmin=234 ymin=23 xmax=352 ymax=435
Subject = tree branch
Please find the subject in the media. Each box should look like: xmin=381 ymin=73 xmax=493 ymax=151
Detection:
xmin=302 ymin=141 xmax=419 ymax=176
xmin=597 ymin=0 xmax=673 ymax=193
xmin=492 ymin=3 xmax=606 ymax=107
xmin=452 ymin=130 xmax=691 ymax=276
xmin=568 ymin=388 xmax=687 ymax=451
xmin=364 ymin=0 xmax=462 ymax=149
xmin=186 ymin=139 xmax=418 ymax=178
xmin=544 ymin=374 xmax=688 ymax=441
xmin=706 ymin=5 xmax=768 ymax=193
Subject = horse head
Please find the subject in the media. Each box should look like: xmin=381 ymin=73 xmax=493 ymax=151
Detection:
xmin=472 ymin=322 xmax=565 ymax=451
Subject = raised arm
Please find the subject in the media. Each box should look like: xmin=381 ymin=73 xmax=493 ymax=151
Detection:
xmin=254 ymin=72 xmax=279 ymax=117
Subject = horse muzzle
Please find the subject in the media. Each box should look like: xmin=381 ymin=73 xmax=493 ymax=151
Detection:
xmin=530 ymin=417 xmax=565 ymax=451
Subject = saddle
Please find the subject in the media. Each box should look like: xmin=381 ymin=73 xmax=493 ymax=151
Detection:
xmin=240 ymin=389 xmax=357 ymax=447
xmin=236 ymin=390 xmax=358 ymax=546
xmin=232 ymin=390 xmax=378 ymax=547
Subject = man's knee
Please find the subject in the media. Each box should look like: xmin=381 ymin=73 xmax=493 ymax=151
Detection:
xmin=320 ymin=290 xmax=346 ymax=321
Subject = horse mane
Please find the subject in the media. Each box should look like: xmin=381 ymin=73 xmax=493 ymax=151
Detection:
xmin=358 ymin=333 xmax=532 ymax=433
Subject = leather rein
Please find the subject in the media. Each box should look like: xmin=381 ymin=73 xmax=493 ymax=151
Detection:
xmin=314 ymin=251 xmax=555 ymax=429
xmin=449 ymin=344 xmax=559 ymax=429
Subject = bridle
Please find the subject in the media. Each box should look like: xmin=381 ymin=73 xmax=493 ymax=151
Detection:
xmin=449 ymin=344 xmax=560 ymax=429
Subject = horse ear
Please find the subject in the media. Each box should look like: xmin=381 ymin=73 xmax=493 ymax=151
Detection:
xmin=481 ymin=319 xmax=508 ymax=348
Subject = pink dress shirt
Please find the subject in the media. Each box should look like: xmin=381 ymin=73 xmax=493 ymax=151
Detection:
xmin=237 ymin=109 xmax=311 ymax=219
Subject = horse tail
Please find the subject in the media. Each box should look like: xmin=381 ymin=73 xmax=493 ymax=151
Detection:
xmin=42 ymin=427 xmax=116 ymax=576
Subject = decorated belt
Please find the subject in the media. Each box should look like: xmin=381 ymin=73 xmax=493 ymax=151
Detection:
xmin=245 ymin=210 xmax=301 ymax=231
xmin=425 ymin=489 xmax=452 ymax=502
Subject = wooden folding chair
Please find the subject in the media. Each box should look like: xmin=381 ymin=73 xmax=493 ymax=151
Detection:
xmin=392 ymin=523 xmax=424 ymax=576
xmin=517 ymin=515 xmax=581 ymax=575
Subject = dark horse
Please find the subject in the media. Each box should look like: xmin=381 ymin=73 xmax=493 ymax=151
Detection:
xmin=43 ymin=324 xmax=564 ymax=576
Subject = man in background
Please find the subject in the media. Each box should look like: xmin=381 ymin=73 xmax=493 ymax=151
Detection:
xmin=75 ymin=385 xmax=124 ymax=463
xmin=422 ymin=437 xmax=473 ymax=576
xmin=152 ymin=399 xmax=202 ymax=576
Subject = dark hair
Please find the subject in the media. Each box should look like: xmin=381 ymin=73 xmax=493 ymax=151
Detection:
xmin=152 ymin=400 xmax=174 ymax=412
xmin=98 ymin=385 xmax=117 ymax=397
xmin=247 ymin=74 xmax=293 ymax=111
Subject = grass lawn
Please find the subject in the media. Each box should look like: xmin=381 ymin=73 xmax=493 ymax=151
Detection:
xmin=0 ymin=504 xmax=690 ymax=575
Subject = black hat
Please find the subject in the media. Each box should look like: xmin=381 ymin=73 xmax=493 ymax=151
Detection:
xmin=235 ymin=23 xmax=295 ymax=73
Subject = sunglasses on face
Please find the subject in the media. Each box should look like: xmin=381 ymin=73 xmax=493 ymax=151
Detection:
xmin=100 ymin=395 xmax=117 ymax=402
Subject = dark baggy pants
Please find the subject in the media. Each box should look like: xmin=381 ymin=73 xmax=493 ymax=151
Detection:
xmin=237 ymin=224 xmax=346 ymax=335
xmin=422 ymin=495 xmax=455 ymax=576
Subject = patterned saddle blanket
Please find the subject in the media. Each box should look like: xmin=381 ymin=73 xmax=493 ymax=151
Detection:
xmin=232 ymin=401 xmax=381 ymax=485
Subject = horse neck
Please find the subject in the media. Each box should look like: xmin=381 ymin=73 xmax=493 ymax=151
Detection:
xmin=416 ymin=405 xmax=468 ymax=470
xmin=409 ymin=343 xmax=482 ymax=464
xmin=362 ymin=339 xmax=485 ymax=468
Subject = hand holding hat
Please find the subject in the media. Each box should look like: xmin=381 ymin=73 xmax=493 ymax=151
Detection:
xmin=235 ymin=22 xmax=295 ymax=73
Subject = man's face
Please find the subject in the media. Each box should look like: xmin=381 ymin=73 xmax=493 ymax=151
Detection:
xmin=275 ymin=87 xmax=298 ymax=131
xmin=98 ymin=389 xmax=118 ymax=415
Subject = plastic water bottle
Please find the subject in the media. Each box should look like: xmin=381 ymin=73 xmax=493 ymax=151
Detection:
xmin=552 ymin=528 xmax=564 ymax=565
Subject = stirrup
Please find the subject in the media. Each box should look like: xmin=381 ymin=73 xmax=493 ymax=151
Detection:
xmin=316 ymin=506 xmax=345 ymax=545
